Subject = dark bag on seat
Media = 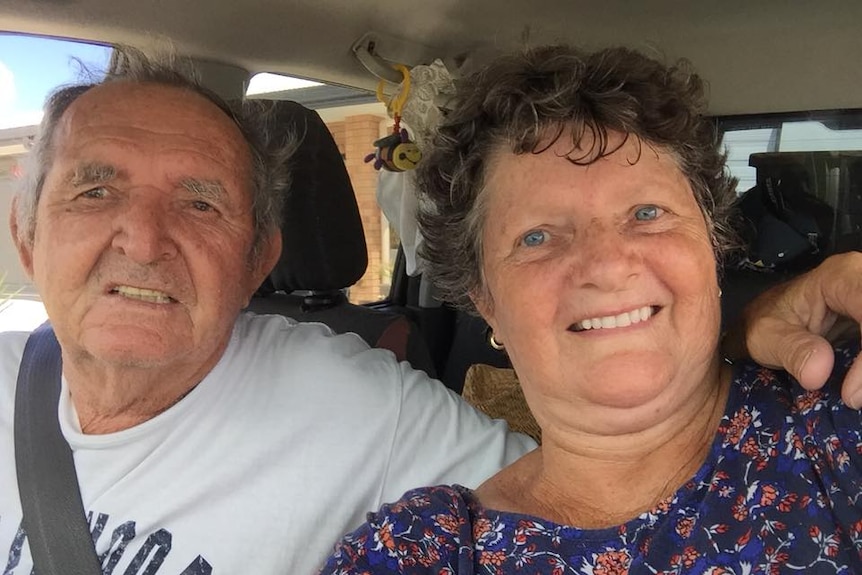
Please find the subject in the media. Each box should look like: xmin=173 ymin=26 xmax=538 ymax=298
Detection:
xmin=736 ymin=163 xmax=834 ymax=272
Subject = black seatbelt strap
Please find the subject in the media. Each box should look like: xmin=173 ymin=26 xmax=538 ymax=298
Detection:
xmin=14 ymin=322 xmax=102 ymax=574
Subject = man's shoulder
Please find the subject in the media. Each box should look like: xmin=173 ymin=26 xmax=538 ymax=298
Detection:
xmin=236 ymin=312 xmax=367 ymax=348
xmin=0 ymin=330 xmax=29 ymax=406
xmin=231 ymin=312 xmax=409 ymax=390
xmin=0 ymin=330 xmax=29 ymax=369
xmin=235 ymin=311 xmax=395 ymax=357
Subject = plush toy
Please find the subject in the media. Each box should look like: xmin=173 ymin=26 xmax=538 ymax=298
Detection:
xmin=365 ymin=63 xmax=422 ymax=171
xmin=364 ymin=127 xmax=422 ymax=172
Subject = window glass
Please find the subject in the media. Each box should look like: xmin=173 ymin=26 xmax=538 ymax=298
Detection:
xmin=0 ymin=34 xmax=110 ymax=128
xmin=0 ymin=34 xmax=110 ymax=331
xmin=247 ymin=72 xmax=398 ymax=305
xmin=719 ymin=111 xmax=862 ymax=270
xmin=720 ymin=113 xmax=862 ymax=194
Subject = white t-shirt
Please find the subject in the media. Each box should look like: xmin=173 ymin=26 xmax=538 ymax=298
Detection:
xmin=0 ymin=312 xmax=535 ymax=575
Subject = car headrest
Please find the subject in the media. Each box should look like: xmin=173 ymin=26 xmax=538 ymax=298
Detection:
xmin=257 ymin=100 xmax=368 ymax=294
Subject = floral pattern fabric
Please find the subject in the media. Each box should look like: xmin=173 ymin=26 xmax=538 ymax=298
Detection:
xmin=320 ymin=345 xmax=862 ymax=574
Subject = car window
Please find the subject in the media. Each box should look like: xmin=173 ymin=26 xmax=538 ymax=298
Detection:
xmin=719 ymin=111 xmax=862 ymax=273
xmin=720 ymin=112 xmax=862 ymax=194
xmin=247 ymin=72 xmax=398 ymax=305
xmin=0 ymin=33 xmax=110 ymax=331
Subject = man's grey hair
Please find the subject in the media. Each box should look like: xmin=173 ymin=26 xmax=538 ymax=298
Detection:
xmin=16 ymin=45 xmax=296 ymax=262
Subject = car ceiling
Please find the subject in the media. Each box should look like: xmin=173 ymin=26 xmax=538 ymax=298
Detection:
xmin=2 ymin=0 xmax=861 ymax=116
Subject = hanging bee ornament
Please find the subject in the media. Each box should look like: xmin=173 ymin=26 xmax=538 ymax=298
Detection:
xmin=364 ymin=63 xmax=422 ymax=171
xmin=365 ymin=126 xmax=422 ymax=172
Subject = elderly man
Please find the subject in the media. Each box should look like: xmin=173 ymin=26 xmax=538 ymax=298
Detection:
xmin=1 ymin=48 xmax=860 ymax=574
xmin=2 ymin=51 xmax=532 ymax=574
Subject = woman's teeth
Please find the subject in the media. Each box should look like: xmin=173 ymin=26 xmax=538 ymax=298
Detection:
xmin=574 ymin=306 xmax=654 ymax=331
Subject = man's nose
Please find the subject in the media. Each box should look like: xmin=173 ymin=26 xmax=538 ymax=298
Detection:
xmin=110 ymin=198 xmax=178 ymax=264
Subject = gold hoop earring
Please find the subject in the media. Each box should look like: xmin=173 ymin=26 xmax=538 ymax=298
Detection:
xmin=489 ymin=332 xmax=505 ymax=351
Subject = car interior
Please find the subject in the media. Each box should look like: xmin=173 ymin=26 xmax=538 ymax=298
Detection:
xmin=2 ymin=0 xmax=862 ymax=403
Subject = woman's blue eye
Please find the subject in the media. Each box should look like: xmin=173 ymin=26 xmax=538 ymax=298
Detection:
xmin=634 ymin=205 xmax=660 ymax=221
xmin=522 ymin=230 xmax=548 ymax=247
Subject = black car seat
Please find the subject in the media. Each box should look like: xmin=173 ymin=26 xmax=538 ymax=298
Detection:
xmin=441 ymin=312 xmax=510 ymax=394
xmin=246 ymin=100 xmax=436 ymax=377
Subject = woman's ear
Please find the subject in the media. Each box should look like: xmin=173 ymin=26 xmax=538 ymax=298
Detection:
xmin=470 ymin=287 xmax=499 ymax=335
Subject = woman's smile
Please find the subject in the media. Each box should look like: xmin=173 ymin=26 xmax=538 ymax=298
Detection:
xmin=569 ymin=305 xmax=660 ymax=332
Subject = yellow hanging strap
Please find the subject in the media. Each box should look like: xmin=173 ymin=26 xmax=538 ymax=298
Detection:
xmin=375 ymin=63 xmax=412 ymax=123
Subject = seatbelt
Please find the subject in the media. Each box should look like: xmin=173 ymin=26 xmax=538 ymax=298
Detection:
xmin=14 ymin=322 xmax=102 ymax=574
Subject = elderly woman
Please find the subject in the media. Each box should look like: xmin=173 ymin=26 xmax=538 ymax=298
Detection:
xmin=319 ymin=46 xmax=862 ymax=573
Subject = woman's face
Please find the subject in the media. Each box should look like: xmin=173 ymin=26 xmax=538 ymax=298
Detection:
xmin=474 ymin=131 xmax=722 ymax=434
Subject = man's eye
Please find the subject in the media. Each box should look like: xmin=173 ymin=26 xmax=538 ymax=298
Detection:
xmin=192 ymin=200 xmax=214 ymax=212
xmin=80 ymin=187 xmax=107 ymax=199
xmin=634 ymin=205 xmax=662 ymax=221
xmin=521 ymin=230 xmax=548 ymax=247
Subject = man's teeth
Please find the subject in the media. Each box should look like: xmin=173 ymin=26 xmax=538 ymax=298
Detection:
xmin=113 ymin=286 xmax=173 ymax=304
xmin=576 ymin=306 xmax=653 ymax=331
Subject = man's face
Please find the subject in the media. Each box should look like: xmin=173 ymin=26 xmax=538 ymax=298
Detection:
xmin=14 ymin=81 xmax=280 ymax=371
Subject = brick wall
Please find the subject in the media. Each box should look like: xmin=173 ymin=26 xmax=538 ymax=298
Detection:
xmin=325 ymin=114 xmax=388 ymax=304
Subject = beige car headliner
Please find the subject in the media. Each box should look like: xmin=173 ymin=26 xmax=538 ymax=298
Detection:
xmin=1 ymin=0 xmax=860 ymax=115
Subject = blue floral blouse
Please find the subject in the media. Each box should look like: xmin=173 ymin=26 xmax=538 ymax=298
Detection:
xmin=320 ymin=346 xmax=862 ymax=574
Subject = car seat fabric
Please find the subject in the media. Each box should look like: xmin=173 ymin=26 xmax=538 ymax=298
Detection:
xmin=260 ymin=100 xmax=367 ymax=292
xmin=246 ymin=100 xmax=436 ymax=376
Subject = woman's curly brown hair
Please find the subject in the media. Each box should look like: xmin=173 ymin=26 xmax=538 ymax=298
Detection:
xmin=415 ymin=45 xmax=738 ymax=313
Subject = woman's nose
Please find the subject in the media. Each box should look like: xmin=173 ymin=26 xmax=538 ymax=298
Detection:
xmin=571 ymin=223 xmax=639 ymax=291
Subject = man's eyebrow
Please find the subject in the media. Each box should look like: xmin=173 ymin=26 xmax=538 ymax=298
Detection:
xmin=180 ymin=178 xmax=226 ymax=202
xmin=68 ymin=163 xmax=118 ymax=187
